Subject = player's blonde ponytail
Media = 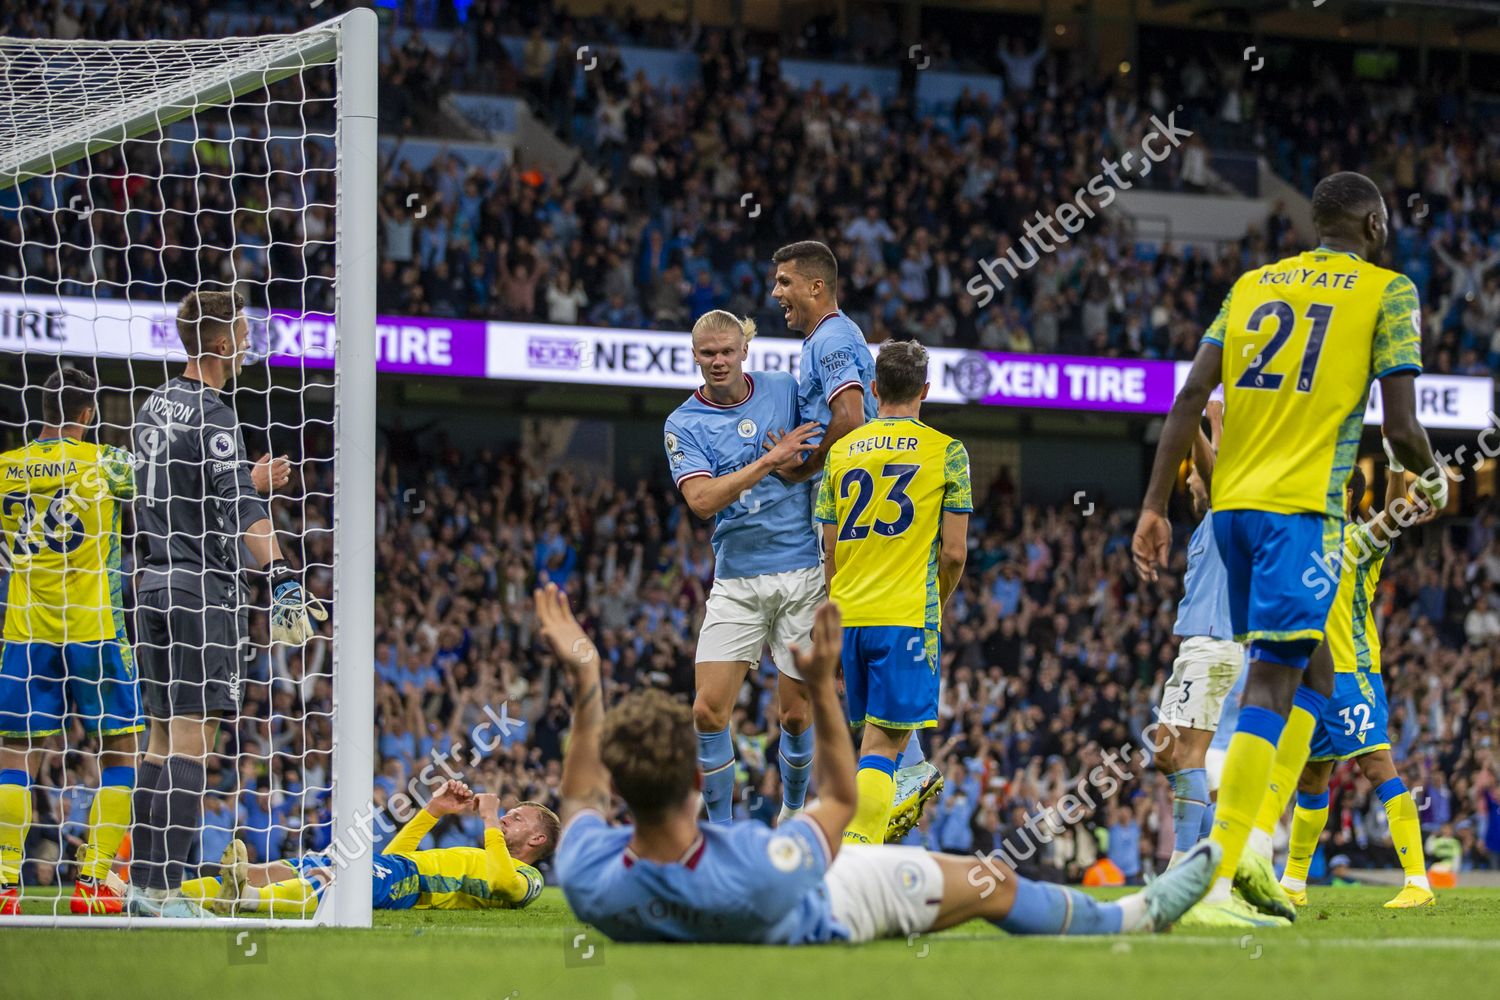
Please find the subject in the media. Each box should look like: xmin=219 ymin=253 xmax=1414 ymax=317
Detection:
xmin=692 ymin=309 xmax=756 ymax=343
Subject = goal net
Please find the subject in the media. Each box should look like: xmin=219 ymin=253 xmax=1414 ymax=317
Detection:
xmin=0 ymin=11 xmax=376 ymax=926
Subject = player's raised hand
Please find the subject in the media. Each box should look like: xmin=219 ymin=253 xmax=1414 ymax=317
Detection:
xmin=252 ymin=453 xmax=293 ymax=495
xmin=533 ymin=583 xmax=599 ymax=677
xmin=1132 ymin=509 xmax=1171 ymax=583
xmin=473 ymin=793 xmax=502 ymax=823
xmin=269 ymin=562 xmax=329 ymax=644
xmin=788 ymin=600 xmax=842 ymax=685
xmin=428 ymin=779 xmax=473 ymax=816
xmin=762 ymin=421 xmax=821 ymax=473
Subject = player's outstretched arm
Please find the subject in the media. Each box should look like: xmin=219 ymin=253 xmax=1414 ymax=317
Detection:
xmin=534 ymin=584 xmax=612 ymax=824
xmin=789 ymin=602 xmax=857 ymax=856
xmin=678 ymin=421 xmax=820 ymax=519
xmin=1133 ymin=342 xmax=1221 ymax=582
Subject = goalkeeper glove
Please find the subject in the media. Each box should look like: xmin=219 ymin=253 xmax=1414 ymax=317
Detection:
xmin=1381 ymin=436 xmax=1405 ymax=473
xmin=268 ymin=561 xmax=328 ymax=645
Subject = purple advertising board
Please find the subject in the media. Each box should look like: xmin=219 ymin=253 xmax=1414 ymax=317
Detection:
xmin=948 ymin=352 xmax=1180 ymax=413
xmin=264 ymin=311 xmax=489 ymax=378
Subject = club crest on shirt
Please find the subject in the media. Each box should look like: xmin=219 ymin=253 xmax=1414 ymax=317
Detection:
xmin=767 ymin=834 xmax=805 ymax=872
xmin=737 ymin=419 xmax=757 ymax=439
xmin=896 ymin=860 xmax=927 ymax=895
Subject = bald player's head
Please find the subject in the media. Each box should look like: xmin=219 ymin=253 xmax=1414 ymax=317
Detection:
xmin=1311 ymin=172 xmax=1388 ymax=262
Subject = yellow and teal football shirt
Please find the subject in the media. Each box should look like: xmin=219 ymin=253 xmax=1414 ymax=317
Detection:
xmin=1309 ymin=520 xmax=1393 ymax=760
xmin=814 ymin=417 xmax=973 ymax=629
xmin=1204 ymin=248 xmax=1422 ymax=519
xmin=1 ymin=437 xmax=135 ymax=643
xmin=1326 ymin=521 xmax=1388 ymax=676
xmin=380 ymin=808 xmax=544 ymax=910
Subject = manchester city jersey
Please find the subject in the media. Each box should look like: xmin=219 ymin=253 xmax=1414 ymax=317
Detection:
xmin=1173 ymin=513 xmax=1233 ymax=641
xmin=556 ymin=811 xmax=845 ymax=944
xmin=797 ymin=311 xmax=877 ymax=443
xmin=1203 ymin=249 xmax=1422 ymax=519
xmin=664 ymin=372 xmax=819 ymax=579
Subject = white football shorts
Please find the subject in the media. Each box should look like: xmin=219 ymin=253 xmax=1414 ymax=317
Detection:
xmin=696 ymin=565 xmax=824 ymax=680
xmin=1160 ymin=635 xmax=1247 ymax=732
xmin=825 ymin=844 xmax=943 ymax=944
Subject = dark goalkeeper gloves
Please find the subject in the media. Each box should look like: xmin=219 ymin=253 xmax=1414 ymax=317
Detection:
xmin=268 ymin=561 xmax=329 ymax=645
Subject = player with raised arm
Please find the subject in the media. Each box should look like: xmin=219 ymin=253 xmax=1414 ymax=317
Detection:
xmin=127 ymin=289 xmax=323 ymax=917
xmin=814 ymin=341 xmax=971 ymax=845
xmin=183 ymin=780 xmax=557 ymax=916
xmin=1274 ymin=460 xmax=1436 ymax=909
xmin=1154 ymin=390 xmax=1247 ymax=868
xmin=1133 ymin=172 xmax=1448 ymax=927
xmin=0 ymin=368 xmax=139 ymax=915
xmin=538 ymin=582 xmax=1218 ymax=945
xmin=665 ymin=310 xmax=822 ymax=825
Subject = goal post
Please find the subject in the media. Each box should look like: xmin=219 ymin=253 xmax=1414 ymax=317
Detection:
xmin=0 ymin=9 xmax=376 ymax=928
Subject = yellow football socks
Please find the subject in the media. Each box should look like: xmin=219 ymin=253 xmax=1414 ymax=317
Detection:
xmin=1282 ymin=791 xmax=1329 ymax=889
xmin=258 ymin=879 xmax=320 ymax=916
xmin=79 ymin=770 xmax=134 ymax=880
xmin=179 ymin=874 xmax=221 ymax=905
xmin=1251 ymin=699 xmax=1319 ymax=850
xmin=1209 ymin=711 xmax=1282 ymax=883
xmin=0 ymin=771 xmax=30 ymax=886
xmin=1378 ymin=779 xmax=1428 ymax=884
xmin=843 ymin=756 xmax=896 ymax=845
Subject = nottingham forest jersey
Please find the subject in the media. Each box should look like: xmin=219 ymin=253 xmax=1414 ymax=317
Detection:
xmin=1203 ymin=249 xmax=1423 ymax=519
xmin=1325 ymin=521 xmax=1389 ymax=676
xmin=0 ymin=437 xmax=135 ymax=643
xmin=814 ymin=417 xmax=972 ymax=629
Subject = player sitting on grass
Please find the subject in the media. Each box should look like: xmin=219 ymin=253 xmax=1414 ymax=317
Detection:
xmin=537 ymin=582 xmax=1218 ymax=944
xmin=184 ymin=780 xmax=558 ymax=915
xmin=1274 ymin=459 xmax=1435 ymax=909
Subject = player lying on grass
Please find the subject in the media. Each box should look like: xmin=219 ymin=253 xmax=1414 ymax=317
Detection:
xmin=182 ymin=780 xmax=558 ymax=915
xmin=1273 ymin=459 xmax=1435 ymax=909
xmin=536 ymin=582 xmax=1218 ymax=943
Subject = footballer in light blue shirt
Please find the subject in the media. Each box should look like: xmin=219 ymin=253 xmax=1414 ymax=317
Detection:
xmin=665 ymin=310 xmax=823 ymax=827
xmin=768 ymin=240 xmax=938 ymax=820
xmin=534 ymin=585 xmax=1216 ymax=948
xmin=1153 ymin=392 xmax=1249 ymax=864
xmin=769 ymin=241 xmax=877 ymax=478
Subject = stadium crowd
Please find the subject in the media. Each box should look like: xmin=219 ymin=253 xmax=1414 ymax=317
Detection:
xmin=3 ymin=1 xmax=1500 ymax=376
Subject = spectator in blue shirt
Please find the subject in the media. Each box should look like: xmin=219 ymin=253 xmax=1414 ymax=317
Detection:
xmin=1107 ymin=804 xmax=1144 ymax=884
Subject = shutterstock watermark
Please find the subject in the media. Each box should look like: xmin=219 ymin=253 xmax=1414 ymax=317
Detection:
xmin=1303 ymin=409 xmax=1500 ymax=597
xmin=313 ymin=701 xmax=522 ymax=879
xmin=966 ymin=112 xmax=1194 ymax=308
xmin=966 ymin=717 xmax=1183 ymax=896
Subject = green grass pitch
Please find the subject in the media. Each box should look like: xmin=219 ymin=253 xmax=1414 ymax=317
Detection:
xmin=7 ymin=887 xmax=1500 ymax=1000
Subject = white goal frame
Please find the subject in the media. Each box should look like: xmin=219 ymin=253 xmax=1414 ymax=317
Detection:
xmin=0 ymin=9 xmax=377 ymax=929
